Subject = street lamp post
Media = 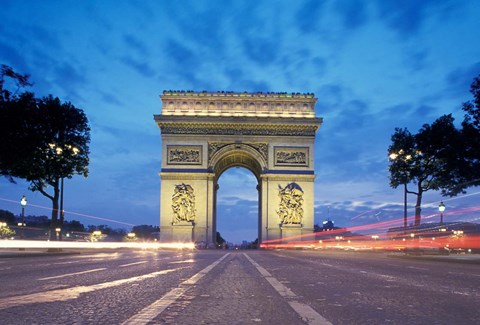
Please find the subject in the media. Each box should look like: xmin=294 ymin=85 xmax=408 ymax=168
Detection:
xmin=49 ymin=142 xmax=79 ymax=241
xmin=438 ymin=201 xmax=446 ymax=225
xmin=20 ymin=195 xmax=27 ymax=239
xmin=389 ymin=151 xmax=410 ymax=233
xmin=59 ymin=177 xmax=64 ymax=241
xmin=403 ymin=183 xmax=407 ymax=231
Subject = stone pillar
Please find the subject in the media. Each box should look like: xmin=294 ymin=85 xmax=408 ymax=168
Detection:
xmin=159 ymin=172 xmax=214 ymax=243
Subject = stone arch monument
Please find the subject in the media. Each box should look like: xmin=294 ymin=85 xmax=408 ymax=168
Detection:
xmin=154 ymin=91 xmax=322 ymax=245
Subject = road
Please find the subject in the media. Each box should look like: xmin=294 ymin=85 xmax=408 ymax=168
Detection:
xmin=0 ymin=249 xmax=479 ymax=324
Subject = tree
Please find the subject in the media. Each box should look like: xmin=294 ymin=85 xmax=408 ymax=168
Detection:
xmin=131 ymin=225 xmax=160 ymax=239
xmin=0 ymin=65 xmax=90 ymax=240
xmin=63 ymin=220 xmax=85 ymax=232
xmin=388 ymin=115 xmax=462 ymax=226
xmin=0 ymin=225 xmax=15 ymax=239
xmin=216 ymin=231 xmax=226 ymax=246
xmin=0 ymin=209 xmax=16 ymax=224
xmin=459 ymin=74 xmax=480 ymax=190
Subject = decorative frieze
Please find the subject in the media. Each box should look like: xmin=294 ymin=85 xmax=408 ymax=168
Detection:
xmin=167 ymin=145 xmax=202 ymax=165
xmin=274 ymin=146 xmax=309 ymax=167
xmin=159 ymin=123 xmax=319 ymax=137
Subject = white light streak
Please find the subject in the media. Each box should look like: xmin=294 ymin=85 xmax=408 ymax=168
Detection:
xmin=0 ymin=240 xmax=195 ymax=250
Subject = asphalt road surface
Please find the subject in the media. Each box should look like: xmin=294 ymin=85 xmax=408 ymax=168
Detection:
xmin=0 ymin=249 xmax=479 ymax=324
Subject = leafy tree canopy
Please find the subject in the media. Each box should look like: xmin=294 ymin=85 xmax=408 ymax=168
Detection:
xmin=0 ymin=65 xmax=91 ymax=240
xmin=388 ymin=73 xmax=480 ymax=225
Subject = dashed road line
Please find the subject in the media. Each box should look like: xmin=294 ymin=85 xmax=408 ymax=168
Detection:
xmin=244 ymin=253 xmax=332 ymax=325
xmin=119 ymin=261 xmax=148 ymax=267
xmin=53 ymin=260 xmax=83 ymax=265
xmin=122 ymin=253 xmax=230 ymax=325
xmin=407 ymin=266 xmax=429 ymax=271
xmin=169 ymin=259 xmax=196 ymax=264
xmin=38 ymin=268 xmax=107 ymax=280
xmin=0 ymin=267 xmax=183 ymax=310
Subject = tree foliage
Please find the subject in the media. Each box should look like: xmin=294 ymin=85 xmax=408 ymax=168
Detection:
xmin=0 ymin=65 xmax=90 ymax=240
xmin=0 ymin=209 xmax=16 ymax=224
xmin=216 ymin=231 xmax=226 ymax=245
xmin=389 ymin=115 xmax=462 ymax=225
xmin=0 ymin=225 xmax=15 ymax=239
xmin=388 ymin=74 xmax=480 ymax=225
xmin=131 ymin=225 xmax=160 ymax=239
xmin=459 ymin=74 xmax=480 ymax=189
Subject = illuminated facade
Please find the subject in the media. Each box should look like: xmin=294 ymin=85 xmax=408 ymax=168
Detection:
xmin=154 ymin=91 xmax=323 ymax=245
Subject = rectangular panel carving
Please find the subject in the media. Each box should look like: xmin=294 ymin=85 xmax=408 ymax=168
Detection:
xmin=167 ymin=145 xmax=202 ymax=165
xmin=274 ymin=146 xmax=309 ymax=167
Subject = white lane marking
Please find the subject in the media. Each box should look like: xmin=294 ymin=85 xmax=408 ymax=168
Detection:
xmin=122 ymin=253 xmax=230 ymax=325
xmin=38 ymin=268 xmax=107 ymax=281
xmin=169 ymin=259 xmax=196 ymax=264
xmin=53 ymin=261 xmax=82 ymax=265
xmin=119 ymin=261 xmax=148 ymax=268
xmin=0 ymin=267 xmax=183 ymax=310
xmin=379 ymin=274 xmax=396 ymax=281
xmin=408 ymin=266 xmax=429 ymax=271
xmin=244 ymin=253 xmax=332 ymax=325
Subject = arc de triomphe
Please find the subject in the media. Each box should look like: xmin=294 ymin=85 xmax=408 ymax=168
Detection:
xmin=154 ymin=91 xmax=322 ymax=245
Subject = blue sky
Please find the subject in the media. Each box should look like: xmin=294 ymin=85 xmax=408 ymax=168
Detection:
xmin=1 ymin=0 xmax=480 ymax=243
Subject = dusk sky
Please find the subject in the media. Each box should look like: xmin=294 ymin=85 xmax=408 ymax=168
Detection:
xmin=1 ymin=0 xmax=480 ymax=243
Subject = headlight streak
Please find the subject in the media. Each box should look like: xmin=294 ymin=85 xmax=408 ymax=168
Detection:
xmin=261 ymin=205 xmax=480 ymax=251
xmin=260 ymin=233 xmax=480 ymax=251
xmin=0 ymin=240 xmax=195 ymax=250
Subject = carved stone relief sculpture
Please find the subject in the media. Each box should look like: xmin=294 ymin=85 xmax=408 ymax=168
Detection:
xmin=167 ymin=145 xmax=202 ymax=165
xmin=208 ymin=142 xmax=267 ymax=164
xmin=277 ymin=183 xmax=304 ymax=225
xmin=274 ymin=146 xmax=309 ymax=166
xmin=172 ymin=183 xmax=196 ymax=224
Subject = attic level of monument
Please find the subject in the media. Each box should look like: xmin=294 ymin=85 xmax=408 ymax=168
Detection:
xmin=160 ymin=90 xmax=318 ymax=118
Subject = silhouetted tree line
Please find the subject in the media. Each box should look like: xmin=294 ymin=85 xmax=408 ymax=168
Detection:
xmin=0 ymin=209 xmax=160 ymax=240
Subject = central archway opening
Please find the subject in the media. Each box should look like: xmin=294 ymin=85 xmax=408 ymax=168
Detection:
xmin=216 ymin=167 xmax=259 ymax=247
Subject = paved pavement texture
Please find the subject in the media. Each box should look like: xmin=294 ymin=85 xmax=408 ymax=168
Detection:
xmin=0 ymin=249 xmax=479 ymax=324
xmin=2 ymin=247 xmax=480 ymax=264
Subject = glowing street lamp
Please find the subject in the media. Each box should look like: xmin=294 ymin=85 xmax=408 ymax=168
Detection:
xmin=438 ymin=201 xmax=445 ymax=225
xmin=48 ymin=142 xmax=80 ymax=241
xmin=389 ymin=150 xmax=410 ymax=232
xmin=20 ymin=195 xmax=27 ymax=238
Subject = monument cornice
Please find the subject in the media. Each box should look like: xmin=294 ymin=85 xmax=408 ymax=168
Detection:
xmin=161 ymin=90 xmax=316 ymax=100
